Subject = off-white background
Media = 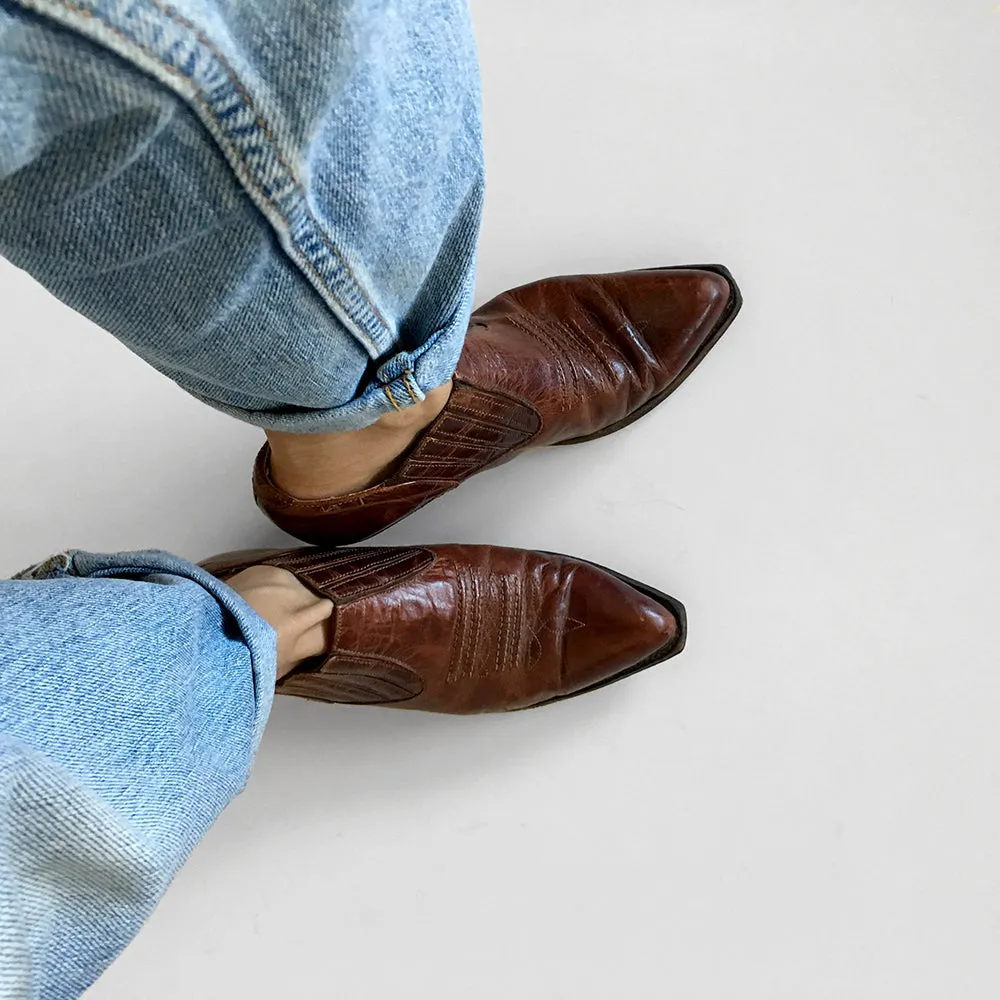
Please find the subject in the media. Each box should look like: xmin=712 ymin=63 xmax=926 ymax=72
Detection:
xmin=1 ymin=1 xmax=998 ymax=997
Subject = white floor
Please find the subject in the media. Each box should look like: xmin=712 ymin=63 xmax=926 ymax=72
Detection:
xmin=3 ymin=1 xmax=999 ymax=997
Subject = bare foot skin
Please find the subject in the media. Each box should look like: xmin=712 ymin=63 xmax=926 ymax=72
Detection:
xmin=265 ymin=379 xmax=453 ymax=500
xmin=225 ymin=565 xmax=333 ymax=681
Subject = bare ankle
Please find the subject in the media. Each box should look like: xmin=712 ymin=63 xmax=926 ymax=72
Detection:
xmin=265 ymin=379 xmax=452 ymax=500
xmin=226 ymin=565 xmax=333 ymax=681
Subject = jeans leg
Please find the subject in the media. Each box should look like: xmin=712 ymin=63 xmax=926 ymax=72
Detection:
xmin=0 ymin=0 xmax=484 ymax=432
xmin=0 ymin=550 xmax=276 ymax=999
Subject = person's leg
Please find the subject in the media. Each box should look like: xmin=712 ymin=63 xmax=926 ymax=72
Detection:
xmin=0 ymin=0 xmax=482 ymax=493
xmin=0 ymin=537 xmax=682 ymax=994
xmin=1 ymin=0 xmax=740 ymax=541
xmin=265 ymin=379 xmax=455 ymax=497
xmin=202 ymin=543 xmax=686 ymax=715
xmin=0 ymin=548 xmax=332 ymax=997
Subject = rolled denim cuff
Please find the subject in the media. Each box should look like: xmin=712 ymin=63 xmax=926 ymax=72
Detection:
xmin=185 ymin=266 xmax=473 ymax=433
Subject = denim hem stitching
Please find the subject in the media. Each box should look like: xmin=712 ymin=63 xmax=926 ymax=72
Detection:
xmin=11 ymin=0 xmax=392 ymax=358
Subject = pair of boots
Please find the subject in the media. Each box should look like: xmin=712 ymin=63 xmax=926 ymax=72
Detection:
xmin=208 ymin=265 xmax=741 ymax=713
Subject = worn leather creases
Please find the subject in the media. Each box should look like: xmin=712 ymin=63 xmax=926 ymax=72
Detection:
xmin=254 ymin=267 xmax=738 ymax=545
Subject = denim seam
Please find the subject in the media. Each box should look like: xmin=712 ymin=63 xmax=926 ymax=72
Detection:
xmin=401 ymin=371 xmax=421 ymax=404
xmin=184 ymin=309 xmax=466 ymax=431
xmin=383 ymin=384 xmax=402 ymax=410
xmin=12 ymin=0 xmax=392 ymax=358
xmin=144 ymin=0 xmax=391 ymax=332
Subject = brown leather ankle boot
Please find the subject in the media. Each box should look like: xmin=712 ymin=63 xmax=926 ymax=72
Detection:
xmin=203 ymin=544 xmax=685 ymax=713
xmin=254 ymin=265 xmax=740 ymax=544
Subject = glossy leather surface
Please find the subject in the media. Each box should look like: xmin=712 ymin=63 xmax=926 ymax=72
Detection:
xmin=202 ymin=545 xmax=684 ymax=713
xmin=255 ymin=266 xmax=739 ymax=544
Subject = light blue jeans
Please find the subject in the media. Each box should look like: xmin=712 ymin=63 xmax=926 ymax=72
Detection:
xmin=0 ymin=0 xmax=483 ymax=431
xmin=0 ymin=1 xmax=483 ymax=996
xmin=0 ymin=552 xmax=277 ymax=998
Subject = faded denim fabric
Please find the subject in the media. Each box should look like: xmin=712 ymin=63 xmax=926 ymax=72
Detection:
xmin=0 ymin=0 xmax=484 ymax=431
xmin=0 ymin=550 xmax=277 ymax=998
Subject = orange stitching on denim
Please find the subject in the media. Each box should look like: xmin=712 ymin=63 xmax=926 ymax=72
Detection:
xmin=46 ymin=0 xmax=390 ymax=340
xmin=383 ymin=384 xmax=402 ymax=410
xmin=401 ymin=371 xmax=420 ymax=404
xmin=148 ymin=0 xmax=389 ymax=330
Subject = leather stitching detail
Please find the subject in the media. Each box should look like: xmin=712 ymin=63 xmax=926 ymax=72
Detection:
xmin=503 ymin=314 xmax=574 ymax=415
xmin=447 ymin=566 xmax=471 ymax=684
